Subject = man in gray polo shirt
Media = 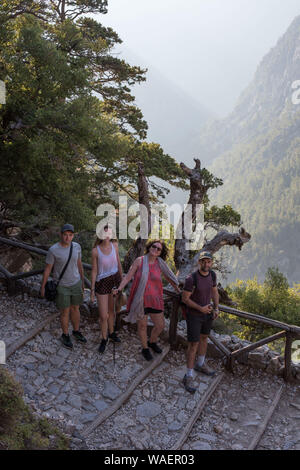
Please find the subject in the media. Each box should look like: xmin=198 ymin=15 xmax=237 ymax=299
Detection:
xmin=41 ymin=224 xmax=87 ymax=349
xmin=181 ymin=251 xmax=220 ymax=393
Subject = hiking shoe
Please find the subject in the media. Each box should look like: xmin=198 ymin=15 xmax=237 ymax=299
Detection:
xmin=61 ymin=334 xmax=73 ymax=350
xmin=142 ymin=348 xmax=153 ymax=361
xmin=148 ymin=341 xmax=162 ymax=354
xmin=183 ymin=374 xmax=197 ymax=394
xmin=98 ymin=338 xmax=108 ymax=354
xmin=108 ymin=332 xmax=121 ymax=343
xmin=194 ymin=362 xmax=216 ymax=376
xmin=72 ymin=330 xmax=87 ymax=343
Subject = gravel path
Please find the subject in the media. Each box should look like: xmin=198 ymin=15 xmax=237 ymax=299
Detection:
xmin=1 ymin=288 xmax=299 ymax=450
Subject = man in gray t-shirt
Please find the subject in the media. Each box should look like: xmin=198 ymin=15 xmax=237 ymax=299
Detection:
xmin=41 ymin=224 xmax=87 ymax=349
xmin=45 ymin=242 xmax=82 ymax=287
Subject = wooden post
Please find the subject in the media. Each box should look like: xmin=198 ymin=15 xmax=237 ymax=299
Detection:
xmin=0 ymin=263 xmax=16 ymax=296
xmin=7 ymin=278 xmax=17 ymax=296
xmin=208 ymin=334 xmax=231 ymax=359
xmin=169 ymin=297 xmax=180 ymax=349
xmin=226 ymin=353 xmax=234 ymax=373
xmin=284 ymin=333 xmax=293 ymax=382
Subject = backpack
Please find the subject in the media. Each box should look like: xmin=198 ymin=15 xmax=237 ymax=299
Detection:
xmin=180 ymin=270 xmax=216 ymax=319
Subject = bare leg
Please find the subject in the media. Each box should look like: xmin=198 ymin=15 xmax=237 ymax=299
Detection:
xmin=187 ymin=342 xmax=199 ymax=369
xmin=137 ymin=315 xmax=148 ymax=349
xmin=197 ymin=334 xmax=208 ymax=356
xmin=149 ymin=313 xmax=165 ymax=343
xmin=97 ymin=294 xmax=109 ymax=339
xmin=70 ymin=305 xmax=80 ymax=331
xmin=60 ymin=307 xmax=70 ymax=335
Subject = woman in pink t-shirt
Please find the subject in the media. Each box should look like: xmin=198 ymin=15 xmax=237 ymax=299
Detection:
xmin=113 ymin=240 xmax=180 ymax=361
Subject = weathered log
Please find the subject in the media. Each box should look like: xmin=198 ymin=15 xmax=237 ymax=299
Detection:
xmin=10 ymin=269 xmax=44 ymax=281
xmin=220 ymin=305 xmax=300 ymax=336
xmin=171 ymin=373 xmax=224 ymax=450
xmin=6 ymin=312 xmax=60 ymax=358
xmin=208 ymin=334 xmax=231 ymax=358
xmin=81 ymin=345 xmax=170 ymax=437
xmin=176 ymin=227 xmax=251 ymax=284
xmin=169 ymin=298 xmax=181 ymax=348
xmin=0 ymin=236 xmax=49 ymax=256
xmin=248 ymin=385 xmax=284 ymax=450
xmin=231 ymin=331 xmax=286 ymax=359
xmin=0 ymin=263 xmax=13 ymax=278
xmin=0 ymin=236 xmax=92 ymax=270
xmin=203 ymin=227 xmax=251 ymax=253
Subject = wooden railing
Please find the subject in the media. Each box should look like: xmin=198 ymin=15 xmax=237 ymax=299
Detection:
xmin=164 ymin=288 xmax=300 ymax=382
xmin=1 ymin=235 xmax=299 ymax=382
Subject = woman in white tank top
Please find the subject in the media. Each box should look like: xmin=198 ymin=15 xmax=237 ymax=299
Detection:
xmin=91 ymin=225 xmax=123 ymax=353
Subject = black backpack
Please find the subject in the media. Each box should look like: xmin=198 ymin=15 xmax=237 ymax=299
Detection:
xmin=180 ymin=270 xmax=216 ymax=319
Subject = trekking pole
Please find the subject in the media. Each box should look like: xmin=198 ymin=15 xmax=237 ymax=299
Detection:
xmin=112 ymin=287 xmax=117 ymax=376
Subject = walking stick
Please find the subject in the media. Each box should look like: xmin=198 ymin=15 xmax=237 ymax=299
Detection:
xmin=112 ymin=287 xmax=117 ymax=376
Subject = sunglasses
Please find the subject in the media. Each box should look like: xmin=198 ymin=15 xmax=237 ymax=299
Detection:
xmin=151 ymin=244 xmax=162 ymax=252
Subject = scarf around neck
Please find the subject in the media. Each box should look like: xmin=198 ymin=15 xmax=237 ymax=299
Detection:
xmin=124 ymin=253 xmax=179 ymax=324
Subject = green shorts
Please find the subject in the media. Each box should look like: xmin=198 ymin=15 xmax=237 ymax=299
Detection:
xmin=55 ymin=280 xmax=83 ymax=310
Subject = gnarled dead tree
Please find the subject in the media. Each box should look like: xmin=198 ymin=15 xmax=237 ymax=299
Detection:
xmin=174 ymin=159 xmax=251 ymax=285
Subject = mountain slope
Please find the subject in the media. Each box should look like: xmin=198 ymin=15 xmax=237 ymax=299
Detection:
xmin=190 ymin=15 xmax=300 ymax=166
xmin=195 ymin=15 xmax=300 ymax=284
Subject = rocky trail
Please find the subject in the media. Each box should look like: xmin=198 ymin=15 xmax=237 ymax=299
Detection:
xmin=1 ymin=287 xmax=299 ymax=451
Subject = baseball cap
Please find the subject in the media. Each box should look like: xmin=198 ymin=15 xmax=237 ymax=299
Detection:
xmin=61 ymin=224 xmax=74 ymax=233
xmin=198 ymin=251 xmax=213 ymax=261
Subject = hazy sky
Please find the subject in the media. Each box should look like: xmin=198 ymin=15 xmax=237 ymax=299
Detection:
xmin=98 ymin=0 xmax=300 ymax=117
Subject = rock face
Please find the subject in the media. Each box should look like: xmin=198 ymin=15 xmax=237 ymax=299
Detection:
xmin=189 ymin=14 xmax=300 ymax=284
xmin=0 ymin=246 xmax=32 ymax=274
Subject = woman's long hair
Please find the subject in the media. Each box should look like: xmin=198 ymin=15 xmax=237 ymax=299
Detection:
xmin=145 ymin=240 xmax=168 ymax=261
xmin=93 ymin=224 xmax=118 ymax=248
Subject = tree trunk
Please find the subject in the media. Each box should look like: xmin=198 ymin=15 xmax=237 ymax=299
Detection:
xmin=174 ymin=159 xmax=208 ymax=271
xmin=122 ymin=163 xmax=152 ymax=272
xmin=174 ymin=159 xmax=251 ymax=286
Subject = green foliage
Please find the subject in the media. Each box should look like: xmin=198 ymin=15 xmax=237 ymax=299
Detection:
xmin=0 ymin=1 xmax=188 ymax=234
xmin=264 ymin=266 xmax=289 ymax=291
xmin=205 ymin=204 xmax=241 ymax=228
xmin=208 ymin=80 xmax=300 ymax=284
xmin=226 ymin=268 xmax=300 ymax=342
xmin=0 ymin=366 xmax=24 ymax=429
xmin=0 ymin=367 xmax=69 ymax=450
